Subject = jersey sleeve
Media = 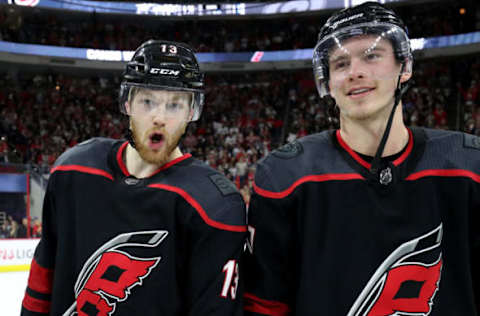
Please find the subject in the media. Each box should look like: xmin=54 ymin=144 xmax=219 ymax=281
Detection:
xmin=184 ymin=197 xmax=247 ymax=316
xmin=244 ymin=163 xmax=295 ymax=316
xmin=21 ymin=176 xmax=58 ymax=316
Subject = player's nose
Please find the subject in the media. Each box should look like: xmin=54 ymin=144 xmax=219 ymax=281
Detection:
xmin=151 ymin=106 xmax=167 ymax=126
xmin=347 ymin=58 xmax=366 ymax=81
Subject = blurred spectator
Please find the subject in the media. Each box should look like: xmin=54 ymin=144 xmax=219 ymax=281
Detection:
xmin=235 ymin=153 xmax=248 ymax=188
xmin=0 ymin=0 xmax=479 ymax=232
xmin=0 ymin=136 xmax=8 ymax=162
xmin=0 ymin=215 xmax=27 ymax=238
xmin=8 ymin=216 xmax=18 ymax=238
xmin=0 ymin=217 xmax=7 ymax=238
xmin=433 ymin=104 xmax=448 ymax=127
xmin=32 ymin=217 xmax=42 ymax=237
xmin=16 ymin=217 xmax=28 ymax=238
xmin=1 ymin=57 xmax=480 ymax=207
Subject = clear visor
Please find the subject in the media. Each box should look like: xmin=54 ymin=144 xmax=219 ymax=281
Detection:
xmin=119 ymin=82 xmax=204 ymax=121
xmin=313 ymin=23 xmax=412 ymax=97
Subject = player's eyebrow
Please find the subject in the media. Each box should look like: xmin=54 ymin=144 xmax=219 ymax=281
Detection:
xmin=170 ymin=92 xmax=193 ymax=102
xmin=329 ymin=54 xmax=349 ymax=64
xmin=171 ymin=94 xmax=185 ymax=100
xmin=329 ymin=44 xmax=389 ymax=64
xmin=137 ymin=89 xmax=155 ymax=98
xmin=364 ymin=45 xmax=388 ymax=54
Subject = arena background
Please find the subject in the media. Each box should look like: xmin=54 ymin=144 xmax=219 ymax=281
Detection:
xmin=0 ymin=0 xmax=479 ymax=314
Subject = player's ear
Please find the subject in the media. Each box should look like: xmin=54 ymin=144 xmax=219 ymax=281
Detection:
xmin=186 ymin=93 xmax=195 ymax=121
xmin=125 ymin=102 xmax=131 ymax=115
xmin=400 ymin=60 xmax=412 ymax=83
xmin=187 ymin=107 xmax=194 ymax=121
xmin=400 ymin=71 xmax=412 ymax=83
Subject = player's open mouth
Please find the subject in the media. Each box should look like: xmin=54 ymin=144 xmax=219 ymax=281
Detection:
xmin=347 ymin=87 xmax=375 ymax=98
xmin=149 ymin=132 xmax=164 ymax=149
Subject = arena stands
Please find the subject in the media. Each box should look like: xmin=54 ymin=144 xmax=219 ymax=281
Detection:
xmin=0 ymin=0 xmax=479 ymax=237
xmin=1 ymin=57 xmax=479 ymax=181
xmin=0 ymin=1 xmax=476 ymax=52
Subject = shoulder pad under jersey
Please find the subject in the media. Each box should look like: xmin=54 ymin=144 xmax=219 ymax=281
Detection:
xmin=53 ymin=137 xmax=120 ymax=173
xmin=414 ymin=128 xmax=480 ymax=174
xmin=255 ymin=130 xmax=358 ymax=193
xmin=149 ymin=158 xmax=246 ymax=231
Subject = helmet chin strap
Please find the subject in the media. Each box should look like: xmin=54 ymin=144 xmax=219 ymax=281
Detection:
xmin=369 ymin=63 xmax=409 ymax=175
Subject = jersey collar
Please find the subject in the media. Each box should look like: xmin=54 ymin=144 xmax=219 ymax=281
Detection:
xmin=116 ymin=141 xmax=192 ymax=177
xmin=335 ymin=128 xmax=414 ymax=170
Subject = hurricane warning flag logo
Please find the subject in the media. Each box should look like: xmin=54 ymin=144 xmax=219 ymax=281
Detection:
xmin=348 ymin=224 xmax=443 ymax=316
xmin=63 ymin=230 xmax=168 ymax=316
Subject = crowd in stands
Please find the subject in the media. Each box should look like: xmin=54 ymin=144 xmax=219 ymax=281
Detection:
xmin=2 ymin=55 xmax=479 ymax=238
xmin=1 ymin=0 xmax=479 ymax=238
xmin=0 ymin=1 xmax=477 ymax=53
xmin=1 ymin=55 xmax=479 ymax=182
xmin=0 ymin=215 xmax=41 ymax=238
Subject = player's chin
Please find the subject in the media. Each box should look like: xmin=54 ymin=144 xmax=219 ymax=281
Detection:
xmin=137 ymin=143 xmax=168 ymax=165
xmin=141 ymin=150 xmax=169 ymax=165
xmin=344 ymin=108 xmax=376 ymax=121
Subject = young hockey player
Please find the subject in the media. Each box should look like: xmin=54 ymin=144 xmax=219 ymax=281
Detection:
xmin=244 ymin=2 xmax=480 ymax=315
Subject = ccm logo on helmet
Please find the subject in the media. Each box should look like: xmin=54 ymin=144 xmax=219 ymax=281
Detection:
xmin=150 ymin=68 xmax=180 ymax=76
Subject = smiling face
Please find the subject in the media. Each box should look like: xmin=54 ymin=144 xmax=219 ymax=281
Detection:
xmin=328 ymin=35 xmax=411 ymax=122
xmin=126 ymin=87 xmax=193 ymax=165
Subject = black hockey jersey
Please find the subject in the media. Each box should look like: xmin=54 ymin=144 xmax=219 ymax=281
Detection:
xmin=244 ymin=128 xmax=480 ymax=315
xmin=21 ymin=138 xmax=247 ymax=316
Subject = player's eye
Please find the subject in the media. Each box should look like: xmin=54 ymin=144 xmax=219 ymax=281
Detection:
xmin=141 ymin=98 xmax=155 ymax=110
xmin=166 ymin=102 xmax=184 ymax=111
xmin=365 ymin=53 xmax=380 ymax=61
xmin=332 ymin=60 xmax=348 ymax=70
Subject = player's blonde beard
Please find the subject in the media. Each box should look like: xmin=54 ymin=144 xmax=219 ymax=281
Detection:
xmin=130 ymin=120 xmax=188 ymax=166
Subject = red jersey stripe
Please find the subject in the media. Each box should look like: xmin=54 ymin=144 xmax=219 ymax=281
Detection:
xmin=336 ymin=128 xmax=414 ymax=168
xmin=28 ymin=259 xmax=54 ymax=294
xmin=51 ymin=165 xmax=113 ymax=181
xmin=244 ymin=292 xmax=290 ymax=316
xmin=336 ymin=130 xmax=371 ymax=169
xmin=22 ymin=292 xmax=51 ymax=314
xmin=406 ymin=169 xmax=480 ymax=183
xmin=254 ymin=173 xmax=364 ymax=199
xmin=148 ymin=183 xmax=246 ymax=232
xmin=116 ymin=140 xmax=192 ymax=177
xmin=149 ymin=154 xmax=192 ymax=177
xmin=116 ymin=141 xmax=130 ymax=176
xmin=393 ymin=128 xmax=414 ymax=166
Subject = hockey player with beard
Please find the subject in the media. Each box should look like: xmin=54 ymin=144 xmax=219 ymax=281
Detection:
xmin=244 ymin=2 xmax=479 ymax=315
xmin=21 ymin=40 xmax=246 ymax=315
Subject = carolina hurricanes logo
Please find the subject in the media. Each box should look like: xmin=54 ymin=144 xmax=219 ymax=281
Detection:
xmin=63 ymin=230 xmax=168 ymax=316
xmin=348 ymin=224 xmax=443 ymax=316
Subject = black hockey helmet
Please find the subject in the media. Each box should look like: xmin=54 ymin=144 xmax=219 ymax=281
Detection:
xmin=119 ymin=39 xmax=205 ymax=121
xmin=313 ymin=1 xmax=412 ymax=97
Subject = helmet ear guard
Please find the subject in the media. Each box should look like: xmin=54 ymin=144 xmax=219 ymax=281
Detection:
xmin=119 ymin=40 xmax=205 ymax=122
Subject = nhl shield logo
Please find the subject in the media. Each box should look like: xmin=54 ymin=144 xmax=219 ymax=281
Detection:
xmin=379 ymin=167 xmax=392 ymax=185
